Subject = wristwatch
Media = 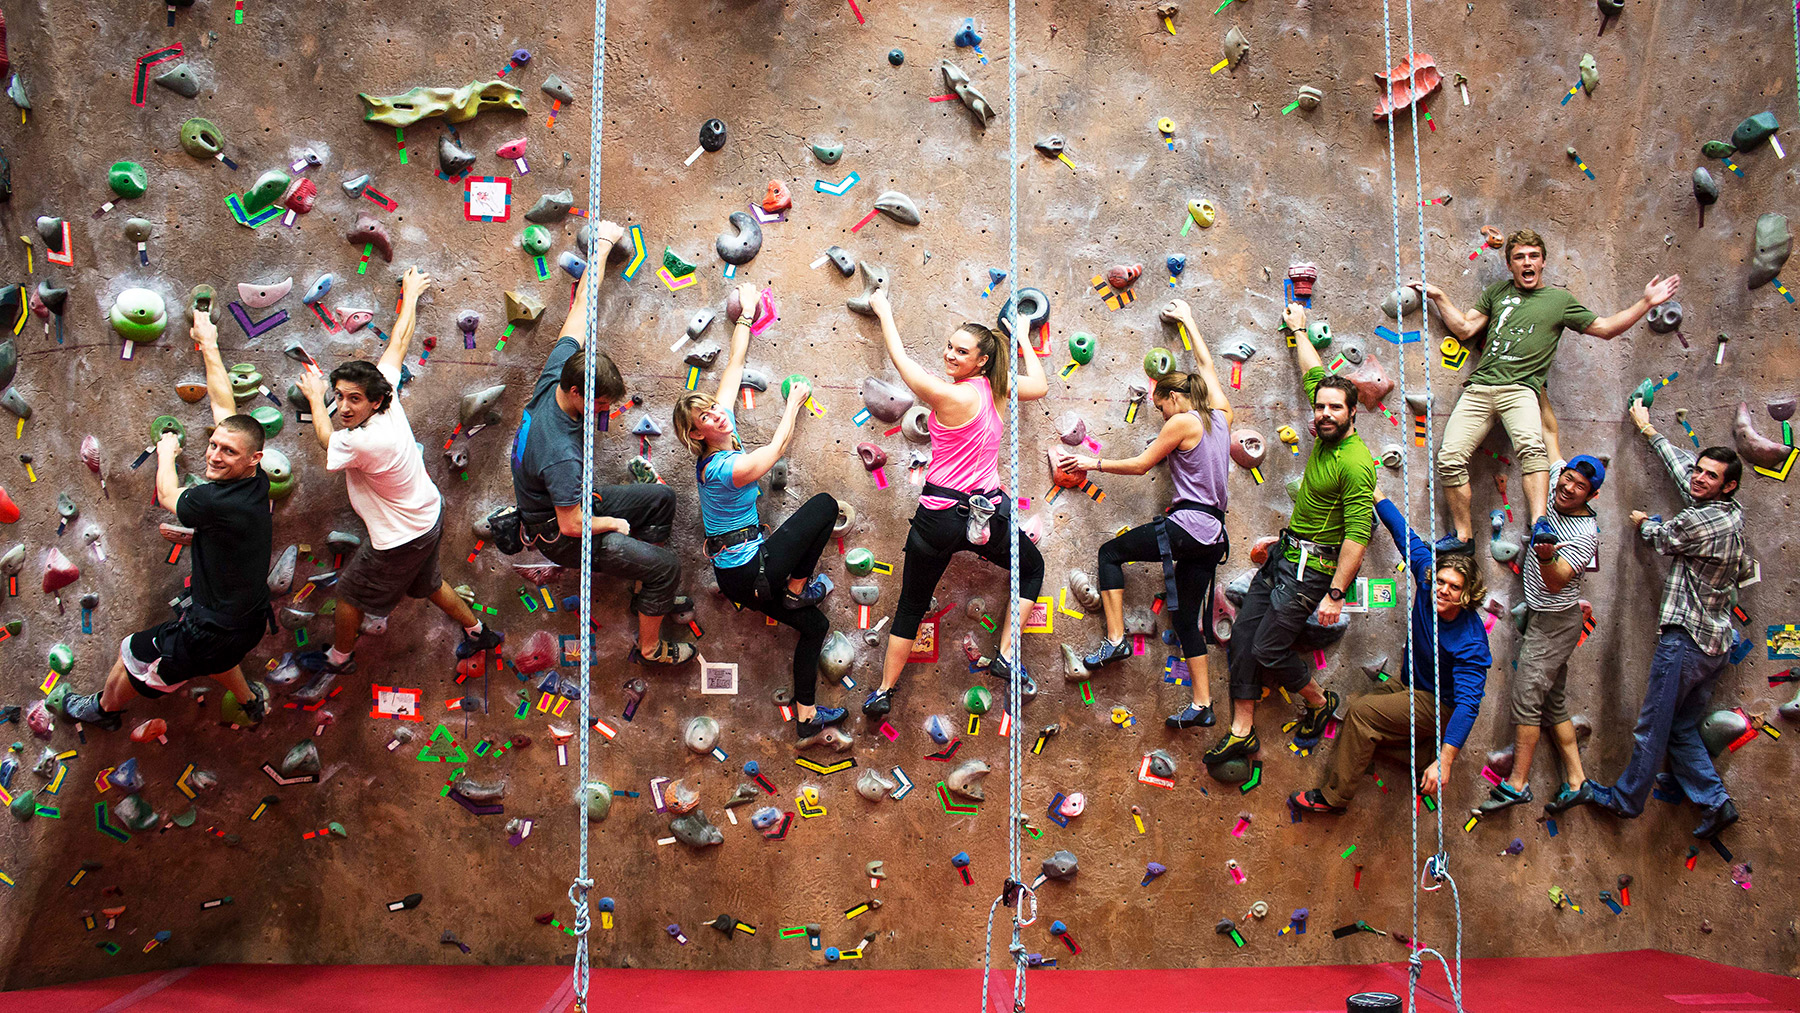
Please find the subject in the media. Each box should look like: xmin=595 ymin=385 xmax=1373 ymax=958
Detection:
xmin=1327 ymin=587 xmax=1346 ymax=601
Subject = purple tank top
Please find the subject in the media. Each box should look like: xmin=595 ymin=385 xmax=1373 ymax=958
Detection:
xmin=1167 ymin=409 xmax=1229 ymax=545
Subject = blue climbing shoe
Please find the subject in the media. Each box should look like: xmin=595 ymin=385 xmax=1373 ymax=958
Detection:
xmin=1166 ymin=703 xmax=1214 ymax=729
xmin=1530 ymin=515 xmax=1559 ymax=545
xmin=1082 ymin=637 xmax=1130 ymax=669
xmin=1433 ymin=534 xmax=1473 ymax=556
xmin=862 ymin=688 xmax=894 ymax=717
xmin=1476 ymin=781 xmax=1533 ymax=814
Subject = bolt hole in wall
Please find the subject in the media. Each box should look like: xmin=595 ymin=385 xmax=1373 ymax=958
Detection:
xmin=0 ymin=0 xmax=1795 ymax=994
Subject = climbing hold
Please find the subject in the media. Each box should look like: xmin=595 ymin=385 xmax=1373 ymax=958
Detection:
xmin=268 ymin=545 xmax=298 ymax=595
xmin=964 ymin=686 xmax=992 ymax=714
xmin=1693 ymin=167 xmax=1719 ymax=210
xmin=1296 ymin=85 xmax=1324 ymax=111
xmin=581 ymin=782 xmax=613 ymax=822
xmin=282 ymin=178 xmax=317 ymax=215
xmin=242 ymin=169 xmax=290 ymax=215
xmin=1105 ymin=264 xmax=1143 ymax=290
xmin=152 ymin=415 xmax=186 ymax=446
xmin=495 ymin=136 xmax=528 ymax=162
xmin=459 ymin=385 xmax=506 ymax=429
xmin=873 ymin=191 xmax=921 ymax=225
xmin=1056 ymin=412 xmax=1088 ymax=447
xmin=698 ymin=118 xmax=727 ymax=152
xmin=108 ymin=161 xmax=148 ymax=200
xmin=237 ymin=277 xmax=293 ymax=309
xmin=340 ymin=310 xmax=374 ymax=334
xmin=1578 ymin=53 xmax=1598 ymax=93
xmin=715 ymin=211 xmax=763 ymax=265
xmin=281 ymin=739 xmax=321 ymax=776
xmin=820 ymin=245 xmax=856 ymax=277
xmin=178 ymin=117 xmax=225 ymax=160
xmin=1187 ymin=199 xmax=1216 ymax=228
xmin=1769 ymin=396 xmax=1796 ymax=421
xmin=1069 ymin=569 xmax=1102 ymax=610
xmin=1223 ymin=26 xmax=1249 ymax=67
xmin=524 ymin=189 xmax=575 ymax=224
xmin=356 ymin=80 xmax=527 ymax=127
xmin=1288 ymin=262 xmax=1320 ymax=297
xmin=1343 ymin=352 xmax=1395 ymax=409
xmin=947 ymin=759 xmax=991 ymax=800
xmin=888 ymin=49 xmax=905 ymax=66
xmin=684 ymin=716 xmax=721 ymax=754
xmin=1701 ymin=140 xmax=1735 ymax=159
xmin=1221 ymin=338 xmax=1259 ymax=363
xmin=1167 ymin=254 xmax=1187 ymax=276
xmin=1698 ymin=709 xmax=1750 ymax=756
xmin=761 ymin=180 xmax=792 ymax=214
xmin=153 ymin=63 xmax=199 ymax=98
xmin=1380 ymin=446 xmax=1404 ymax=469
xmin=520 ymin=225 xmax=552 ymax=256
xmin=109 ymin=289 xmax=167 ymax=344
xmin=1646 ymin=300 xmax=1682 ymax=334
xmin=1733 ymin=402 xmax=1793 ymax=468
xmin=818 ymin=630 xmax=854 ymax=677
xmin=1041 ymin=850 xmax=1079 ymax=880
xmin=348 ymin=213 xmax=393 ymax=262
xmin=861 ymin=377 xmax=914 ymax=423
xmin=1748 ymin=213 xmax=1790 ymax=289
xmin=540 ymin=75 xmax=575 ymax=104
xmin=1034 ymin=135 xmax=1065 ymax=157
xmin=251 ymin=406 xmax=284 ymax=439
xmin=437 ymin=134 xmax=478 ymax=177
xmin=342 ymin=174 xmax=370 ymax=198
xmin=1372 ymin=52 xmax=1442 ymax=121
xmin=856 ymin=768 xmax=896 ymax=801
xmin=902 ymin=405 xmax=931 ymax=443
xmin=513 ymin=629 xmax=558 ymax=674
xmin=937 ymin=60 xmax=996 ymax=127
xmin=850 ymin=585 xmax=880 ymax=607
xmin=1144 ymin=348 xmax=1175 ymax=380
xmin=833 ymin=500 xmax=856 ymax=537
xmin=670 ymin=810 xmax=723 ymax=848
xmin=1731 ymin=111 xmax=1780 ymax=152
xmin=504 ymin=290 xmax=545 ymax=323
xmin=1061 ymin=643 xmax=1090 ymax=682
xmin=997 ymin=287 xmax=1050 ymax=337
xmin=1380 ymin=285 xmax=1422 ymax=320
xmin=857 ymin=443 xmax=887 ymax=470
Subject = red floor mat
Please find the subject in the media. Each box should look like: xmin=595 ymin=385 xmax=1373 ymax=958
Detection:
xmin=5 ymin=949 xmax=1797 ymax=1013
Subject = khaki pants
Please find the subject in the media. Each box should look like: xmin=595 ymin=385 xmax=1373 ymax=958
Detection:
xmin=1437 ymin=383 xmax=1550 ymax=485
xmin=1319 ymin=679 xmax=1442 ymax=807
xmin=1510 ymin=604 xmax=1585 ymax=726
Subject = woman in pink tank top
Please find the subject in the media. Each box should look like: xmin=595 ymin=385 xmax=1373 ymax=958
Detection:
xmin=855 ymin=285 xmax=1047 ymax=718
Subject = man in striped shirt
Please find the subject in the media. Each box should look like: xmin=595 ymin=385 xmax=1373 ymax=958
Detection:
xmin=1577 ymin=399 xmax=1752 ymax=839
xmin=1476 ymin=457 xmax=1603 ymax=815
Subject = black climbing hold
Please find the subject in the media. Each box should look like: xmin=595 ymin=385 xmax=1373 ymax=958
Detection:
xmin=699 ymin=118 xmax=727 ymax=152
xmin=888 ymin=49 xmax=905 ymax=66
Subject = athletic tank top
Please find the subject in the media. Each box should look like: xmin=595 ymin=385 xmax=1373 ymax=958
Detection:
xmin=1167 ymin=409 xmax=1230 ymax=545
xmin=920 ymin=376 xmax=1002 ymax=510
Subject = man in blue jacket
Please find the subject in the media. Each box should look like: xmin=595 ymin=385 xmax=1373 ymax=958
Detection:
xmin=1290 ymin=486 xmax=1492 ymax=813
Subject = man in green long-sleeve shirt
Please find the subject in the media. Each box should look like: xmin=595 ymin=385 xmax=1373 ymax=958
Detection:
xmin=1207 ymin=302 xmax=1377 ymax=768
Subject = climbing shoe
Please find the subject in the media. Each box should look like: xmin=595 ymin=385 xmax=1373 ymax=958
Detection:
xmin=862 ymin=688 xmax=894 ymax=717
xmin=1289 ymin=789 xmax=1345 ymax=814
xmin=1082 ymin=637 xmax=1131 ymax=669
xmin=796 ymin=706 xmax=849 ymax=743
xmin=1581 ymin=782 xmax=1633 ymax=818
xmin=639 ymin=640 xmax=696 ymax=665
xmin=1204 ymin=729 xmax=1260 ymax=766
xmin=1166 ymin=703 xmax=1215 ymax=729
xmin=1293 ymin=689 xmax=1340 ymax=740
xmin=1433 ymin=534 xmax=1473 ymax=556
xmin=61 ymin=691 xmax=122 ymax=731
xmin=1692 ymin=799 xmax=1739 ymax=839
xmin=1544 ymin=781 xmax=1594 ymax=814
xmin=989 ymin=653 xmax=1032 ymax=688
xmin=1530 ymin=515 xmax=1559 ymax=545
xmin=1476 ymin=781 xmax=1533 ymax=814
xmin=783 ymin=575 xmax=829 ymax=610
xmin=455 ymin=624 xmax=506 ymax=659
xmin=296 ymin=649 xmax=357 ymax=676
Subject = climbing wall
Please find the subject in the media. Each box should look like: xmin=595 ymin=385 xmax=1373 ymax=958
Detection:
xmin=1 ymin=0 xmax=1797 ymax=991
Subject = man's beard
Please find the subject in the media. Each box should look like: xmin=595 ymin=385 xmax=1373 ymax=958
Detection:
xmin=1317 ymin=419 xmax=1348 ymax=442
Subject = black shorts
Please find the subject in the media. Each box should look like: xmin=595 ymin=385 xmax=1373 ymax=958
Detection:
xmin=334 ymin=514 xmax=446 ymax=615
xmin=124 ymin=614 xmax=266 ymax=693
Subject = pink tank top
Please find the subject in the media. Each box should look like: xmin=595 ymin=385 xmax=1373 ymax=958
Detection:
xmin=920 ymin=377 xmax=1003 ymax=510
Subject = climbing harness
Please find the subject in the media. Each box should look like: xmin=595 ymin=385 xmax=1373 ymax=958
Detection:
xmin=569 ymin=0 xmax=608 ymax=1008
xmin=978 ymin=0 xmax=1028 ymax=1006
xmin=1380 ymin=0 xmax=1465 ymax=1006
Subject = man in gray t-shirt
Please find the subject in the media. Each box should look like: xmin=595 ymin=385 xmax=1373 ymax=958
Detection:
xmin=1476 ymin=456 xmax=1603 ymax=816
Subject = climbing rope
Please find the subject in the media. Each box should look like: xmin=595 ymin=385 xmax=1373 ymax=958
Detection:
xmin=978 ymin=0 xmax=1027 ymax=1007
xmin=568 ymin=0 xmax=607 ymax=1008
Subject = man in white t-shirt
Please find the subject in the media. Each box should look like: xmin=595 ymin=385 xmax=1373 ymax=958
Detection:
xmin=1476 ymin=455 xmax=1603 ymax=815
xmin=296 ymin=267 xmax=502 ymax=688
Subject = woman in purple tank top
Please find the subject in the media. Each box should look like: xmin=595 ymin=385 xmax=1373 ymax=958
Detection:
xmin=1056 ymin=300 xmax=1232 ymax=730
xmin=856 ymin=286 xmax=1047 ymax=719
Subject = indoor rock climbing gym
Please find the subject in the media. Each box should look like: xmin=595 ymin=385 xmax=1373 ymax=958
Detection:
xmin=1 ymin=1 xmax=1799 ymax=1011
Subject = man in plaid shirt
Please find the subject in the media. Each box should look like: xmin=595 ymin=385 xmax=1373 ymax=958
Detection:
xmin=1578 ymin=397 xmax=1752 ymax=838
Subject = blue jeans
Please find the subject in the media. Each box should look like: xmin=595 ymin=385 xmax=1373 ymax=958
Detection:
xmin=1610 ymin=626 xmax=1730 ymax=817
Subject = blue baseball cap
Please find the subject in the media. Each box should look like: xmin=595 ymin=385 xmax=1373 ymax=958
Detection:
xmin=1566 ymin=455 xmax=1606 ymax=492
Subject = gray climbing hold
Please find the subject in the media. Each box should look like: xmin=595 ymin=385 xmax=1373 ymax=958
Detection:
xmin=1061 ymin=643 xmax=1090 ymax=682
xmin=1646 ymin=300 xmax=1682 ymax=334
xmin=1207 ymin=757 xmax=1254 ymax=785
xmin=670 ymin=810 xmax=723 ymax=847
xmin=683 ymin=342 xmax=721 ymax=368
xmin=1 ymin=389 xmax=32 ymax=421
xmin=1699 ymin=709 xmax=1750 ymax=756
xmin=846 ymin=261 xmax=890 ymax=316
xmin=153 ymin=63 xmax=200 ymax=98
xmin=1380 ymin=285 xmax=1421 ymax=320
xmin=715 ymin=211 xmax=762 ymax=265
xmin=1041 ymin=850 xmax=1079 ymax=881
xmin=540 ymin=75 xmax=575 ymax=104
xmin=1731 ymin=111 xmax=1780 ymax=152
xmin=281 ymin=739 xmax=321 ymax=776
xmin=687 ymin=309 xmax=715 ymax=340
xmin=818 ymin=630 xmax=854 ymax=677
xmin=684 ymin=716 xmax=720 ymax=754
xmin=850 ymin=585 xmax=880 ymax=606
xmin=1147 ymin=749 xmax=1176 ymax=780
xmin=1749 ymin=213 xmax=1790 ymax=289
xmin=1034 ymin=135 xmax=1064 ymax=157
xmin=524 ymin=189 xmax=575 ymax=223
xmin=1068 ymin=569 xmax=1101 ymax=610
xmin=452 ymin=775 xmax=506 ymax=801
xmin=947 ymin=758 xmax=991 ymax=800
xmin=268 ymin=544 xmax=298 ymax=595
xmin=1692 ymin=168 xmax=1719 ymax=207
xmin=901 ymin=405 xmax=931 ymax=443
xmin=824 ymin=245 xmax=856 ymax=276
xmin=460 ymin=384 xmax=507 ymax=429
xmin=1223 ymin=26 xmax=1249 ymax=67
xmin=856 ymin=767 xmax=896 ymax=801
xmin=861 ymin=377 xmax=914 ymax=422
xmin=939 ymin=61 xmax=996 ymax=127
xmin=873 ymin=191 xmax=921 ymax=226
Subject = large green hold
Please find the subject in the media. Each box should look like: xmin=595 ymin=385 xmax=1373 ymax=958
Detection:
xmin=9 ymin=788 xmax=34 ymax=820
xmin=46 ymin=643 xmax=73 ymax=674
xmin=1702 ymin=140 xmax=1736 ymax=159
xmin=582 ymin=781 xmax=613 ymax=822
xmin=109 ymin=288 xmax=168 ymax=343
xmin=662 ymin=246 xmax=696 ymax=277
xmin=242 ymin=169 xmax=290 ymax=215
xmin=250 ymin=404 xmax=284 ymax=438
xmin=108 ymin=161 xmax=148 ymax=199
xmin=357 ymin=80 xmax=526 ymax=127
xmin=520 ymin=225 xmax=552 ymax=256
xmin=1731 ymin=112 xmax=1779 ymax=152
xmin=180 ymin=117 xmax=224 ymax=159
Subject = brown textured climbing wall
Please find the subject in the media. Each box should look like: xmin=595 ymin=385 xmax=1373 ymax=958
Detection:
xmin=0 ymin=0 xmax=1798 ymax=991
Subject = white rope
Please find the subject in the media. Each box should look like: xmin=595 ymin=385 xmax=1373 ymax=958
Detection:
xmin=569 ymin=1 xmax=607 ymax=1008
xmin=978 ymin=0 xmax=1027 ymax=1007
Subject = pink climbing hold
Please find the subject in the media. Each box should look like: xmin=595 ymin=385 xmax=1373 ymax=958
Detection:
xmin=496 ymin=137 xmax=528 ymax=160
xmin=43 ymin=547 xmax=80 ymax=594
xmin=1372 ymin=52 xmax=1442 ymax=121
xmin=512 ymin=629 xmax=557 ymax=675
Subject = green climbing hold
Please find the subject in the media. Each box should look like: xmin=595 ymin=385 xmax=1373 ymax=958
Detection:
xmin=1143 ymin=348 xmax=1175 ymax=380
xmin=1701 ymin=140 xmax=1735 ymax=160
xmin=843 ymin=547 xmax=875 ymax=576
xmin=46 ymin=643 xmax=73 ymax=674
xmin=250 ymin=404 xmax=284 ymax=438
xmin=1069 ymin=331 xmax=1096 ymax=365
xmin=662 ymin=246 xmax=696 ymax=277
xmin=109 ymin=288 xmax=168 ymax=343
xmin=44 ymin=684 xmax=68 ymax=715
xmin=9 ymin=788 xmax=35 ymax=821
xmin=242 ymin=169 xmax=291 ymax=215
xmin=521 ymin=225 xmax=552 ymax=257
xmin=4 ymin=620 xmax=20 ymax=637
xmin=964 ymin=685 xmax=992 ymax=715
xmin=781 ymin=374 xmax=809 ymax=398
xmin=229 ymin=363 xmax=263 ymax=403
xmin=812 ymin=141 xmax=844 ymax=164
xmin=151 ymin=415 xmax=186 ymax=447
xmin=583 ymin=781 xmax=613 ymax=821
xmin=108 ymin=161 xmax=148 ymax=199
xmin=179 ymin=117 xmax=224 ymax=159
xmin=1731 ymin=111 xmax=1779 ymax=152
xmin=1307 ymin=319 xmax=1332 ymax=349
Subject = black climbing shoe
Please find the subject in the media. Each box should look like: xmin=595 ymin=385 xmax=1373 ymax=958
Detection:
xmin=455 ymin=625 xmax=506 ymax=660
xmin=796 ymin=706 xmax=847 ymax=745
xmin=1476 ymin=781 xmax=1533 ymax=814
xmin=1543 ymin=781 xmax=1594 ymax=814
xmin=1294 ymin=689 xmax=1340 ymax=740
xmin=1692 ymin=799 xmax=1739 ymax=839
xmin=1289 ymin=789 xmax=1346 ymax=814
xmin=1083 ymin=637 xmax=1130 ymax=669
xmin=1166 ymin=703 xmax=1215 ymax=729
xmin=783 ymin=575 xmax=829 ymax=610
xmin=62 ymin=691 xmax=122 ymax=731
xmin=1204 ymin=729 xmax=1260 ymax=766
xmin=862 ymin=688 xmax=894 ymax=717
xmin=296 ymin=649 xmax=357 ymax=676
xmin=989 ymin=653 xmax=1032 ymax=687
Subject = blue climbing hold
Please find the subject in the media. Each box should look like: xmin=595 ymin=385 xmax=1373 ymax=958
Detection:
xmin=1167 ymin=254 xmax=1187 ymax=277
xmin=954 ymin=18 xmax=982 ymax=48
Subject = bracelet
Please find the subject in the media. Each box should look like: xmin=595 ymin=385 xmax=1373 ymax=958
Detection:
xmin=1094 ymin=459 xmax=1103 ymax=474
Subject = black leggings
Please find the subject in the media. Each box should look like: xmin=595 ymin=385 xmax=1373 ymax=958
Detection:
xmin=1097 ymin=519 xmax=1227 ymax=657
xmin=713 ymin=492 xmax=836 ymax=707
xmin=892 ymin=502 xmax=1045 ymax=640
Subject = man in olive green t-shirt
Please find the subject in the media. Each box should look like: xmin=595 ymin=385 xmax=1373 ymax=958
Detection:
xmin=1418 ymin=228 xmax=1680 ymax=554
xmin=1207 ymin=302 xmax=1377 ymax=769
